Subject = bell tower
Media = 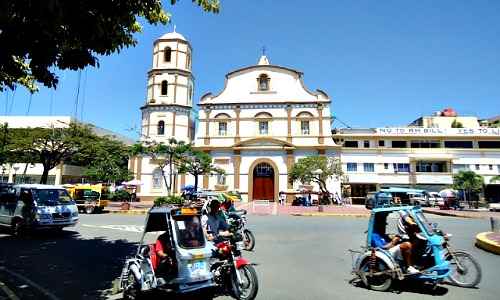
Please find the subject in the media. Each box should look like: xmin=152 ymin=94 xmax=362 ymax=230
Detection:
xmin=141 ymin=28 xmax=194 ymax=144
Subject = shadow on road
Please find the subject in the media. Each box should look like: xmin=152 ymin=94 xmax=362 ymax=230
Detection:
xmin=349 ymin=277 xmax=449 ymax=296
xmin=0 ymin=228 xmax=137 ymax=300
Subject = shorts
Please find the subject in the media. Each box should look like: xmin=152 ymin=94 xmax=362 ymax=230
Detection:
xmin=388 ymin=245 xmax=403 ymax=261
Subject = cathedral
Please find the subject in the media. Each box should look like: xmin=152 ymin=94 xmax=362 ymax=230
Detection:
xmin=129 ymin=30 xmax=340 ymax=202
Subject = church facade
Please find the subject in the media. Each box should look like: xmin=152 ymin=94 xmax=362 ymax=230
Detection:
xmin=129 ymin=30 xmax=341 ymax=202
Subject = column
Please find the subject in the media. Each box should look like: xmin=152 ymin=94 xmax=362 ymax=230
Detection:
xmin=286 ymin=150 xmax=295 ymax=203
xmin=136 ymin=157 xmax=142 ymax=194
xmin=234 ymin=106 xmax=241 ymax=143
xmin=204 ymin=108 xmax=211 ymax=145
xmin=171 ymin=111 xmax=176 ymax=136
xmin=233 ymin=150 xmax=241 ymax=190
xmin=317 ymin=103 xmax=324 ymax=144
xmin=286 ymin=105 xmax=292 ymax=143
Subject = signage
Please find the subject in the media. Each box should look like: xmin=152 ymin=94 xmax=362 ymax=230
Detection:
xmin=375 ymin=127 xmax=500 ymax=137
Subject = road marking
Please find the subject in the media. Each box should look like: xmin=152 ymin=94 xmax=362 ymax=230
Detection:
xmin=0 ymin=267 xmax=60 ymax=300
xmin=81 ymin=224 xmax=144 ymax=232
xmin=0 ymin=281 xmax=20 ymax=300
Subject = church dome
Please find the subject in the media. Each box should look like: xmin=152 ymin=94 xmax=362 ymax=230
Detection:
xmin=159 ymin=30 xmax=187 ymax=41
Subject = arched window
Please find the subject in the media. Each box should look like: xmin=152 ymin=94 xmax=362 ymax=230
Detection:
xmin=188 ymin=83 xmax=193 ymax=105
xmin=255 ymin=112 xmax=272 ymax=135
xmin=152 ymin=168 xmax=162 ymax=189
xmin=157 ymin=121 xmax=165 ymax=135
xmin=215 ymin=113 xmax=230 ymax=136
xmin=258 ymin=74 xmax=270 ymax=91
xmin=296 ymin=111 xmax=313 ymax=135
xmin=186 ymin=50 xmax=191 ymax=69
xmin=161 ymin=80 xmax=168 ymax=95
xmin=164 ymin=47 xmax=171 ymax=62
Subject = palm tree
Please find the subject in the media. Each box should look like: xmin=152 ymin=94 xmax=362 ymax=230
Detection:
xmin=453 ymin=170 xmax=484 ymax=209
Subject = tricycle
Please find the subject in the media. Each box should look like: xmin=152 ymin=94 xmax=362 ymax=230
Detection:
xmin=118 ymin=204 xmax=259 ymax=300
xmin=350 ymin=205 xmax=481 ymax=291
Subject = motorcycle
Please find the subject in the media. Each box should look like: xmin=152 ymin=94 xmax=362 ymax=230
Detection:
xmin=118 ymin=205 xmax=215 ymax=299
xmin=210 ymin=233 xmax=259 ymax=300
xmin=226 ymin=209 xmax=256 ymax=251
xmin=350 ymin=205 xmax=481 ymax=291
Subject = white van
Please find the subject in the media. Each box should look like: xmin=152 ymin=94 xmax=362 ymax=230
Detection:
xmin=0 ymin=184 xmax=79 ymax=235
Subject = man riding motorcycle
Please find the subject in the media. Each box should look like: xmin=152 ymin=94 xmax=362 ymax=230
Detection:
xmin=201 ymin=199 xmax=232 ymax=242
xmin=371 ymin=213 xmax=419 ymax=274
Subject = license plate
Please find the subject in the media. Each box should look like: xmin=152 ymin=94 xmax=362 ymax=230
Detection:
xmin=236 ymin=241 xmax=245 ymax=250
xmin=189 ymin=261 xmax=206 ymax=273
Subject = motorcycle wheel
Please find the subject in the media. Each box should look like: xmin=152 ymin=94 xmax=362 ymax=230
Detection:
xmin=446 ymin=250 xmax=482 ymax=288
xmin=123 ymin=272 xmax=142 ymax=300
xmin=359 ymin=258 xmax=393 ymax=292
xmin=243 ymin=229 xmax=255 ymax=251
xmin=231 ymin=265 xmax=259 ymax=300
xmin=85 ymin=205 xmax=95 ymax=214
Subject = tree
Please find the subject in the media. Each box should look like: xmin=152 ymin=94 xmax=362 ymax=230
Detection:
xmin=9 ymin=123 xmax=94 ymax=184
xmin=80 ymin=137 xmax=132 ymax=184
xmin=0 ymin=123 xmax=10 ymax=167
xmin=491 ymin=175 xmax=500 ymax=184
xmin=178 ymin=150 xmax=223 ymax=192
xmin=453 ymin=170 xmax=484 ymax=208
xmin=289 ymin=156 xmax=343 ymax=204
xmin=0 ymin=0 xmax=220 ymax=92
xmin=451 ymin=119 xmax=464 ymax=128
xmin=131 ymin=138 xmax=190 ymax=195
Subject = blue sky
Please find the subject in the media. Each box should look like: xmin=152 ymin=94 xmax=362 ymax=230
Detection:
xmin=2 ymin=0 xmax=499 ymax=139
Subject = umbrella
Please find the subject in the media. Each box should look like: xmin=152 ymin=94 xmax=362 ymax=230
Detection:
xmin=439 ymin=189 xmax=456 ymax=198
xmin=122 ymin=179 xmax=142 ymax=186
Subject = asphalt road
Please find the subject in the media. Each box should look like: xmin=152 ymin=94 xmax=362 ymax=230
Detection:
xmin=0 ymin=213 xmax=499 ymax=300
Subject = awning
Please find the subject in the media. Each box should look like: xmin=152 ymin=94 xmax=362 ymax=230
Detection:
xmin=380 ymin=187 xmax=425 ymax=194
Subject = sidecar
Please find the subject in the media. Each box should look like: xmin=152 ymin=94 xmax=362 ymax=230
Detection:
xmin=351 ymin=205 xmax=450 ymax=291
xmin=119 ymin=205 xmax=215 ymax=299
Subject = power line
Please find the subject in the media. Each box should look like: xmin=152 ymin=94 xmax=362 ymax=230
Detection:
xmin=73 ymin=70 xmax=82 ymax=119
xmin=80 ymin=69 xmax=88 ymax=121
xmin=332 ymin=115 xmax=352 ymax=128
xmin=8 ymin=88 xmax=16 ymax=115
xmin=26 ymin=93 xmax=33 ymax=115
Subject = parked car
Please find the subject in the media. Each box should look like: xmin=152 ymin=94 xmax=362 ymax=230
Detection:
xmin=0 ymin=184 xmax=79 ymax=235
xmin=408 ymin=192 xmax=428 ymax=206
xmin=489 ymin=202 xmax=500 ymax=212
xmin=365 ymin=192 xmax=393 ymax=210
xmin=426 ymin=192 xmax=443 ymax=207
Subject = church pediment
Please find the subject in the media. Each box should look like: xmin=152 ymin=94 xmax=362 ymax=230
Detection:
xmin=233 ymin=137 xmax=295 ymax=149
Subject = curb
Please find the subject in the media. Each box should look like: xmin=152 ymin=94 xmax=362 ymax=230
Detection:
xmin=422 ymin=209 xmax=475 ymax=219
xmin=475 ymin=232 xmax=500 ymax=255
xmin=290 ymin=213 xmax=369 ymax=218
xmin=106 ymin=209 xmax=148 ymax=215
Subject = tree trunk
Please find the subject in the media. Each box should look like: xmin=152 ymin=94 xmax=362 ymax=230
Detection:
xmin=194 ymin=173 xmax=199 ymax=193
xmin=161 ymin=169 xmax=170 ymax=196
xmin=40 ymin=166 xmax=50 ymax=184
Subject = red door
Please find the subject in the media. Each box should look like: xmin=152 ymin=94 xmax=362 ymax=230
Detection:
xmin=253 ymin=177 xmax=274 ymax=200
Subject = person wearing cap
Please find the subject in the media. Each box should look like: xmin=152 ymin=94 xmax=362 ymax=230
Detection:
xmin=201 ymin=199 xmax=232 ymax=242
xmin=372 ymin=213 xmax=420 ymax=274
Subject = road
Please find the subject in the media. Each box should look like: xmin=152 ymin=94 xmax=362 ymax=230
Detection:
xmin=0 ymin=213 xmax=499 ymax=300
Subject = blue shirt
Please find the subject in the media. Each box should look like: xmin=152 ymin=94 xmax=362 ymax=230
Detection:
xmin=371 ymin=232 xmax=389 ymax=248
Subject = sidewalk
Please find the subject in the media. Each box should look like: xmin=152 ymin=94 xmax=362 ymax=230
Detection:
xmin=105 ymin=201 xmax=153 ymax=214
xmin=475 ymin=232 xmax=500 ymax=255
xmin=423 ymin=207 xmax=500 ymax=219
xmin=235 ymin=202 xmax=370 ymax=217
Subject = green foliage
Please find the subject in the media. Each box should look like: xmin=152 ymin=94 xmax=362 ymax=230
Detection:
xmin=451 ymin=119 xmax=464 ymax=128
xmin=289 ymin=156 xmax=343 ymax=204
xmin=132 ymin=138 xmax=191 ymax=195
xmin=178 ymin=150 xmax=223 ymax=191
xmin=8 ymin=123 xmax=95 ymax=183
xmin=110 ymin=189 xmax=131 ymax=202
xmin=79 ymin=136 xmax=132 ymax=184
xmin=0 ymin=0 xmax=220 ymax=92
xmin=490 ymin=175 xmax=500 ymax=184
xmin=453 ymin=170 xmax=484 ymax=192
xmin=154 ymin=195 xmax=184 ymax=206
xmin=0 ymin=123 xmax=10 ymax=167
